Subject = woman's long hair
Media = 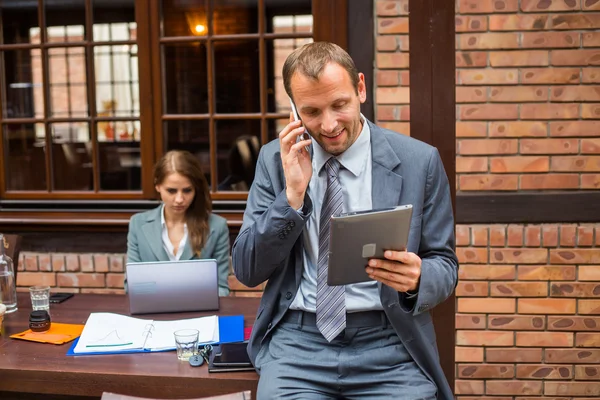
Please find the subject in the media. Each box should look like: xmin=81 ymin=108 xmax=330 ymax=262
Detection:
xmin=154 ymin=150 xmax=211 ymax=256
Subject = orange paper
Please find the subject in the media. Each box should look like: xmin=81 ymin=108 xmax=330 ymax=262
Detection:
xmin=10 ymin=322 xmax=84 ymax=345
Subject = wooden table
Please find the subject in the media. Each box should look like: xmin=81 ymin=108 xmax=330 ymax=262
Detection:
xmin=0 ymin=293 xmax=260 ymax=400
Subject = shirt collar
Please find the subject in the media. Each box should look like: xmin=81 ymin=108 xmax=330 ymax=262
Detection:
xmin=312 ymin=114 xmax=370 ymax=177
xmin=161 ymin=204 xmax=188 ymax=230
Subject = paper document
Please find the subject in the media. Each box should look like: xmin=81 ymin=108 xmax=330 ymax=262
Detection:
xmin=73 ymin=312 xmax=219 ymax=354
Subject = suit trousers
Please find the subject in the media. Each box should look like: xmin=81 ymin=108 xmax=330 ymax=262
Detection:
xmin=254 ymin=310 xmax=437 ymax=400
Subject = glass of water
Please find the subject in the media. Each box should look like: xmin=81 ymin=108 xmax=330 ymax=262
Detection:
xmin=174 ymin=329 xmax=199 ymax=361
xmin=29 ymin=286 xmax=50 ymax=311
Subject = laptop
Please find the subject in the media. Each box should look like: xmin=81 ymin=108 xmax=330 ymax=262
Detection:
xmin=126 ymin=259 xmax=220 ymax=314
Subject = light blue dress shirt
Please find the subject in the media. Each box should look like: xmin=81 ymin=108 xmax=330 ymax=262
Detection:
xmin=290 ymin=115 xmax=384 ymax=312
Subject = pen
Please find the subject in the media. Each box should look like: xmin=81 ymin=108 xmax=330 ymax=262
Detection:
xmin=86 ymin=342 xmax=133 ymax=348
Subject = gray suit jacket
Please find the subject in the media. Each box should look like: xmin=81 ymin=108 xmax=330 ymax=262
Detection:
xmin=127 ymin=206 xmax=231 ymax=296
xmin=232 ymin=121 xmax=458 ymax=399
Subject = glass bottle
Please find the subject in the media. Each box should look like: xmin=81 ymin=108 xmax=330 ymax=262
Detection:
xmin=0 ymin=234 xmax=18 ymax=313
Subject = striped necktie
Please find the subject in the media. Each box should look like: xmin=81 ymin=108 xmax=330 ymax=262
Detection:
xmin=316 ymin=157 xmax=346 ymax=342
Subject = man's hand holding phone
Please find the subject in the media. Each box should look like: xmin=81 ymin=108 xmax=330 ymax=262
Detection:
xmin=280 ymin=99 xmax=312 ymax=209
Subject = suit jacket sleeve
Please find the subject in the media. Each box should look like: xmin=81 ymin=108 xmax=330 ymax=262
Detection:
xmin=232 ymin=148 xmax=312 ymax=288
xmin=212 ymin=218 xmax=232 ymax=297
xmin=127 ymin=216 xmax=141 ymax=264
xmin=402 ymin=148 xmax=458 ymax=315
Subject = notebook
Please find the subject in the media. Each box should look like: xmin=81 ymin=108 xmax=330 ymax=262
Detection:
xmin=126 ymin=259 xmax=219 ymax=314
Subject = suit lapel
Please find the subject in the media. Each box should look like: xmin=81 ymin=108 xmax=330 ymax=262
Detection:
xmin=180 ymin=240 xmax=194 ymax=260
xmin=142 ymin=206 xmax=170 ymax=261
xmin=369 ymin=121 xmax=403 ymax=209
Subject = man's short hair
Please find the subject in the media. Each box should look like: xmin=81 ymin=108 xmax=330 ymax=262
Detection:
xmin=283 ymin=42 xmax=359 ymax=100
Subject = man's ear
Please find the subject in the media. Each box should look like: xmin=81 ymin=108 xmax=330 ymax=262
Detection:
xmin=357 ymin=73 xmax=367 ymax=104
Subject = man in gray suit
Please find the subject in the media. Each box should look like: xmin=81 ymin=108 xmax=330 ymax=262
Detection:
xmin=233 ymin=42 xmax=458 ymax=399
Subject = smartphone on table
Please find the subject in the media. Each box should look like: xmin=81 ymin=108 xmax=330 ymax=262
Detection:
xmin=49 ymin=292 xmax=74 ymax=304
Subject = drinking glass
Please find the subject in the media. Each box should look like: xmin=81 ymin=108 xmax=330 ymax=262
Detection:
xmin=174 ymin=329 xmax=199 ymax=361
xmin=29 ymin=286 xmax=50 ymax=311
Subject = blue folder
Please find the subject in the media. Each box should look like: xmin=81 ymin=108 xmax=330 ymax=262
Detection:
xmin=66 ymin=315 xmax=244 ymax=356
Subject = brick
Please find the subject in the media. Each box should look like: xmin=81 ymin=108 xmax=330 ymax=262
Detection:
xmin=521 ymin=138 xmax=579 ymax=154
xmin=455 ymin=15 xmax=488 ymax=32
xmin=486 ymin=381 xmax=542 ymax=396
xmin=544 ymin=382 xmax=600 ymax=396
xmin=460 ymin=174 xmax=519 ymax=190
xmin=516 ymin=332 xmax=573 ymax=347
xmin=552 ymin=49 xmax=600 ymax=66
xmin=106 ymin=273 xmax=125 ymax=289
xmin=490 ymin=50 xmax=549 ymax=67
xmin=377 ymin=17 xmax=408 ymax=34
xmin=490 ymin=156 xmax=549 ymax=173
xmin=582 ymin=104 xmax=600 ymax=119
xmin=518 ymin=298 xmax=576 ymax=314
xmin=456 ymin=314 xmax=487 ymax=329
xmin=375 ymin=0 xmax=409 ymax=16
xmin=456 ymin=281 xmax=489 ymax=297
xmin=456 ymin=330 xmax=514 ymax=346
xmin=552 ymin=86 xmax=600 ymax=102
xmin=582 ymin=174 xmax=600 ymax=189
xmin=38 ymin=254 xmax=51 ymax=272
xmin=458 ymin=298 xmax=516 ymax=313
xmin=377 ymin=53 xmax=409 ymax=69
xmin=456 ymin=51 xmax=488 ymax=68
xmin=81 ymin=288 xmax=126 ymax=295
xmin=559 ymin=224 xmax=577 ymax=246
xmin=551 ymin=249 xmax=600 ymax=264
xmin=456 ymin=87 xmax=487 ymax=103
xmin=490 ymin=225 xmax=507 ymax=246
xmin=525 ymin=225 xmax=542 ymax=247
xmin=543 ymin=225 xmax=559 ymax=247
xmin=488 ymin=315 xmax=546 ymax=330
xmin=456 ymin=225 xmax=471 ymax=246
xmin=459 ymin=69 xmax=518 ymax=85
xmin=65 ymin=254 xmax=79 ymax=272
xmin=472 ymin=226 xmax=488 ymax=246
xmin=490 ymin=121 xmax=548 ymax=137
xmin=376 ymin=70 xmax=399 ymax=87
xmin=93 ymin=254 xmax=109 ymax=272
xmin=458 ymin=364 xmax=514 ymax=379
xmin=457 ymin=247 xmax=489 ymax=263
xmin=576 ymin=333 xmax=600 ymax=347
xmin=578 ymin=225 xmax=595 ymax=246
xmin=520 ymin=174 xmax=579 ymax=189
xmin=583 ymin=138 xmax=600 ymax=154
xmin=459 ymin=139 xmax=518 ymax=155
xmin=583 ymin=67 xmax=600 ymax=83
xmin=490 ymin=86 xmax=547 ymax=102
xmin=51 ymin=254 xmax=65 ymax=272
xmin=584 ymin=0 xmax=600 ymax=10
xmin=552 ymin=14 xmax=600 ymax=30
xmin=551 ymin=121 xmax=600 ymax=137
xmin=458 ymin=0 xmax=519 ymax=13
xmin=518 ymin=265 xmax=575 ymax=280
xmin=457 ymin=157 xmax=488 ymax=173
xmin=456 ymin=346 xmax=484 ymax=362
xmin=580 ymin=300 xmax=600 ymax=314
xmin=379 ymin=122 xmax=410 ymax=134
xmin=522 ymin=31 xmax=581 ymax=48
xmin=376 ymin=105 xmax=395 ymax=121
xmin=459 ymin=264 xmax=516 ymax=280
xmin=490 ymin=248 xmax=548 ymax=264
xmin=109 ymin=255 xmax=124 ymax=272
xmin=549 ymin=316 xmax=600 ymax=331
xmin=521 ymin=0 xmax=580 ymax=11
xmin=486 ymin=348 xmax=542 ymax=363
xmin=520 ymin=103 xmax=579 ymax=120
xmin=489 ymin=14 xmax=551 ymax=31
xmin=546 ymin=349 xmax=600 ymax=363
xmin=457 ymin=122 xmax=488 ymax=137
xmin=455 ymin=380 xmax=484 ymax=395
xmin=24 ymin=254 xmax=38 ymax=272
xmin=507 ymin=224 xmax=522 ymax=246
xmin=57 ymin=273 xmax=105 ymax=288
xmin=575 ymin=365 xmax=600 ymax=380
xmin=376 ymin=87 xmax=409 ymax=104
xmin=490 ymin=282 xmax=548 ymax=297
xmin=17 ymin=253 xmax=24 ymax=272
xmin=376 ymin=36 xmax=398 ymax=52
xmin=79 ymin=254 xmax=93 ymax=273
xmin=520 ymin=68 xmax=580 ymax=84
xmin=399 ymin=70 xmax=409 ymax=85
xmin=16 ymin=272 xmax=56 ymax=287
xmin=551 ymin=156 xmax=600 ymax=172
xmin=517 ymin=365 xmax=572 ymax=380
xmin=232 ymin=291 xmax=263 ymax=298
xmin=580 ymin=265 xmax=600 ymax=281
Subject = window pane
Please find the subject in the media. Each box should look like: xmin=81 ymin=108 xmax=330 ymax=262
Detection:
xmin=93 ymin=0 xmax=136 ymax=42
xmin=213 ymin=0 xmax=258 ymax=35
xmin=163 ymin=43 xmax=208 ymax=115
xmin=215 ymin=119 xmax=260 ymax=191
xmin=3 ymin=123 xmax=46 ymax=191
xmin=49 ymin=47 xmax=88 ymax=118
xmin=0 ymin=1 xmax=40 ymax=45
xmin=1 ymin=49 xmax=44 ymax=119
xmin=95 ymin=121 xmax=141 ymax=191
xmin=45 ymin=0 xmax=85 ymax=44
xmin=266 ymin=38 xmax=312 ymax=113
xmin=50 ymin=122 xmax=92 ymax=191
xmin=98 ymin=120 xmax=140 ymax=143
xmin=214 ymin=40 xmax=259 ymax=114
xmin=95 ymin=45 xmax=140 ymax=117
xmin=164 ymin=120 xmax=211 ymax=187
xmin=266 ymin=5 xmax=312 ymax=34
xmin=161 ymin=0 xmax=208 ymax=37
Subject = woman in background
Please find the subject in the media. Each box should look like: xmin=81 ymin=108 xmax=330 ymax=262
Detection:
xmin=127 ymin=150 xmax=230 ymax=296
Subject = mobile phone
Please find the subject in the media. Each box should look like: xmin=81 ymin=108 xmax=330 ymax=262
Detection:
xmin=211 ymin=343 xmax=253 ymax=367
xmin=289 ymin=97 xmax=310 ymax=151
xmin=49 ymin=292 xmax=74 ymax=304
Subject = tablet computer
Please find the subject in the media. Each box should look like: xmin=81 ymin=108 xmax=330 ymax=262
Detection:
xmin=208 ymin=343 xmax=255 ymax=373
xmin=327 ymin=204 xmax=413 ymax=286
